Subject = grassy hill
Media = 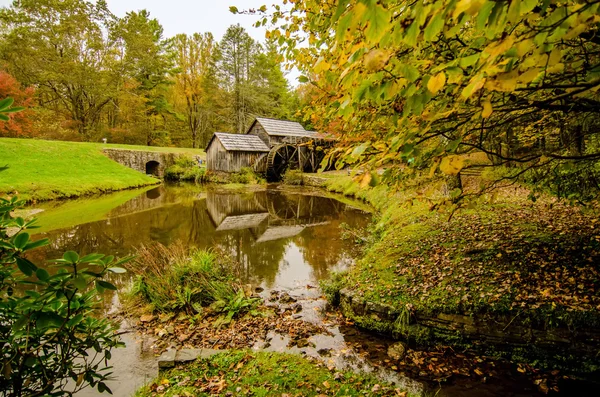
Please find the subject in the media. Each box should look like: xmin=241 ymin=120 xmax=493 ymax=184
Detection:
xmin=0 ymin=138 xmax=205 ymax=202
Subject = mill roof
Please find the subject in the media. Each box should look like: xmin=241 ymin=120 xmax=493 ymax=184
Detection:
xmin=208 ymin=132 xmax=270 ymax=152
xmin=251 ymin=118 xmax=317 ymax=138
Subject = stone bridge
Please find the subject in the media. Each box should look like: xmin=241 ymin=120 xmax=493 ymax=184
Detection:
xmin=103 ymin=148 xmax=181 ymax=178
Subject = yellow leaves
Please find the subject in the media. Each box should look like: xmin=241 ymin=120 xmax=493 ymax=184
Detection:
xmin=519 ymin=68 xmax=541 ymax=84
xmin=359 ymin=172 xmax=372 ymax=188
xmin=364 ymin=49 xmax=391 ymax=72
xmin=427 ymin=72 xmax=446 ymax=94
xmin=516 ymin=39 xmax=533 ymax=57
xmin=314 ymin=57 xmax=331 ymax=73
xmin=481 ymin=101 xmax=493 ymax=118
xmin=440 ymin=156 xmax=465 ymax=176
xmin=485 ymin=36 xmax=515 ymax=58
xmin=429 ymin=158 xmax=440 ymax=178
xmin=453 ymin=0 xmax=485 ymax=19
xmin=461 ymin=75 xmax=486 ymax=99
xmin=548 ymin=48 xmax=562 ymax=67
xmin=485 ymin=70 xmax=518 ymax=92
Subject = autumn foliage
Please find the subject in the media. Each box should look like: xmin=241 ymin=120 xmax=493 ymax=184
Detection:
xmin=0 ymin=71 xmax=34 ymax=138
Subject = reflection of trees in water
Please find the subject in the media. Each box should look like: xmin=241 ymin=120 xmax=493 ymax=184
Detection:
xmin=213 ymin=231 xmax=287 ymax=287
xmin=294 ymin=209 xmax=372 ymax=280
xmin=31 ymin=188 xmax=370 ymax=290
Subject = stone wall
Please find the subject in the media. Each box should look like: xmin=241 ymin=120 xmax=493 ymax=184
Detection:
xmin=339 ymin=288 xmax=600 ymax=367
xmin=103 ymin=149 xmax=181 ymax=178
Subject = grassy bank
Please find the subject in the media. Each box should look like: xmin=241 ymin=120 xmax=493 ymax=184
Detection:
xmin=0 ymin=138 xmax=204 ymax=201
xmin=136 ymin=350 xmax=412 ymax=397
xmin=323 ymin=176 xmax=600 ymax=369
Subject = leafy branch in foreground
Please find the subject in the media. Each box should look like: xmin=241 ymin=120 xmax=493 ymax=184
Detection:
xmin=0 ymin=196 xmax=131 ymax=396
xmin=0 ymin=97 xmax=24 ymax=122
xmin=258 ymin=0 xmax=600 ymax=203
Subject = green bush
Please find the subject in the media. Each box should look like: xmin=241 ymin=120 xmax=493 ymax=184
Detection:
xmin=283 ymin=169 xmax=305 ymax=185
xmin=0 ymin=196 xmax=128 ymax=395
xmin=229 ymin=167 xmax=265 ymax=184
xmin=127 ymin=243 xmax=259 ymax=322
xmin=164 ymin=156 xmax=207 ymax=182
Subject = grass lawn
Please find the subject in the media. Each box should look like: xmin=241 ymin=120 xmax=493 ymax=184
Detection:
xmin=136 ymin=351 xmax=413 ymax=397
xmin=0 ymin=138 xmax=204 ymax=201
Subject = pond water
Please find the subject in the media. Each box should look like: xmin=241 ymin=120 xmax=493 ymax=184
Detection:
xmin=29 ymin=184 xmax=370 ymax=289
xmin=26 ymin=184 xmax=375 ymax=396
xmin=25 ymin=184 xmax=598 ymax=397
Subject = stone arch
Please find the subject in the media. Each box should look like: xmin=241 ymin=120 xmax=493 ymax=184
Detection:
xmin=145 ymin=160 xmax=160 ymax=176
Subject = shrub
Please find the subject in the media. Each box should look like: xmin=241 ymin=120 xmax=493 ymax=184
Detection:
xmin=0 ymin=196 xmax=128 ymax=395
xmin=164 ymin=156 xmax=207 ymax=182
xmin=283 ymin=169 xmax=305 ymax=185
xmin=229 ymin=167 xmax=265 ymax=184
xmin=126 ymin=243 xmax=259 ymax=322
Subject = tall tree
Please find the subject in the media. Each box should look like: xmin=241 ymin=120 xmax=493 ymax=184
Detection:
xmin=0 ymin=0 xmax=121 ymax=139
xmin=250 ymin=39 xmax=294 ymax=120
xmin=219 ymin=24 xmax=260 ymax=133
xmin=115 ymin=9 xmax=174 ymax=145
xmin=170 ymin=33 xmax=219 ymax=148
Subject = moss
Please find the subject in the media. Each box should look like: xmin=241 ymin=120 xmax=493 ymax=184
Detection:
xmin=319 ymin=271 xmax=346 ymax=306
xmin=324 ymin=173 xmax=600 ymax=373
xmin=136 ymin=350 xmax=416 ymax=397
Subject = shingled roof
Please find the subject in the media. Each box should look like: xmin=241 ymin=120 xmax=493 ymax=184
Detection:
xmin=252 ymin=118 xmax=317 ymax=138
xmin=209 ymin=132 xmax=270 ymax=152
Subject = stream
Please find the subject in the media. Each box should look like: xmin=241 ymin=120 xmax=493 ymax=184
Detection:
xmin=26 ymin=184 xmax=598 ymax=396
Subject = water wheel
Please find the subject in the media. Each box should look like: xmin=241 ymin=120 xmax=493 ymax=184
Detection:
xmin=267 ymin=144 xmax=299 ymax=181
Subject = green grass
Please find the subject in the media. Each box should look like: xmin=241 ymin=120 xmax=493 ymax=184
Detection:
xmin=126 ymin=244 xmax=258 ymax=323
xmin=324 ymin=176 xmax=600 ymax=330
xmin=135 ymin=350 xmax=414 ymax=397
xmin=0 ymin=138 xmax=204 ymax=201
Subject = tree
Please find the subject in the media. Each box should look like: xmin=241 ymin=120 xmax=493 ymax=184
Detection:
xmin=264 ymin=0 xmax=600 ymax=201
xmin=0 ymin=72 xmax=35 ymax=138
xmin=170 ymin=33 xmax=220 ymax=148
xmin=114 ymin=10 xmax=175 ymax=146
xmin=250 ymin=39 xmax=295 ymax=120
xmin=0 ymin=0 xmax=121 ymax=139
xmin=219 ymin=24 xmax=261 ymax=133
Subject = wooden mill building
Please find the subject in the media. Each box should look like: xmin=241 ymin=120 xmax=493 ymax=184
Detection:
xmin=205 ymin=132 xmax=270 ymax=173
xmin=206 ymin=117 xmax=333 ymax=177
xmin=247 ymin=117 xmax=317 ymax=146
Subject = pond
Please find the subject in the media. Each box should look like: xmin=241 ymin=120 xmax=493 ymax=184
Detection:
xmin=27 ymin=183 xmax=375 ymax=396
xmin=29 ymin=184 xmax=371 ymax=289
xmin=25 ymin=184 xmax=598 ymax=397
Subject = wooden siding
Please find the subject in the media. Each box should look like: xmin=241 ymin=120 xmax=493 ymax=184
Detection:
xmin=248 ymin=123 xmax=271 ymax=146
xmin=206 ymin=138 xmax=265 ymax=172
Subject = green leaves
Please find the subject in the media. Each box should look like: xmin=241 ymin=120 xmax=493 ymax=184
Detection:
xmin=63 ymin=251 xmax=79 ymax=264
xmin=0 ymin=97 xmax=24 ymax=120
xmin=364 ymin=5 xmax=391 ymax=43
xmin=1 ymin=194 xmax=123 ymax=396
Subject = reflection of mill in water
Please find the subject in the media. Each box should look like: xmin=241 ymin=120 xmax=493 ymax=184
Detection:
xmin=206 ymin=191 xmax=344 ymax=243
